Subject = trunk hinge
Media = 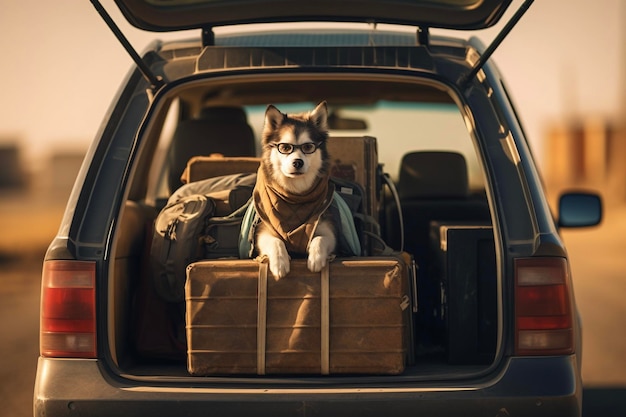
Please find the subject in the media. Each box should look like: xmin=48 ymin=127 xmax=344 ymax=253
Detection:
xmin=202 ymin=27 xmax=215 ymax=47
xmin=460 ymin=0 xmax=534 ymax=90
xmin=417 ymin=27 xmax=429 ymax=46
xmin=90 ymin=0 xmax=165 ymax=92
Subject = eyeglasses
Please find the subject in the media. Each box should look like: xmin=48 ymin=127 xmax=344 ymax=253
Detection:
xmin=271 ymin=142 xmax=320 ymax=155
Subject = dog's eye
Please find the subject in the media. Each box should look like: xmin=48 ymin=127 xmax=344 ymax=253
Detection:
xmin=300 ymin=143 xmax=318 ymax=154
xmin=276 ymin=143 xmax=294 ymax=154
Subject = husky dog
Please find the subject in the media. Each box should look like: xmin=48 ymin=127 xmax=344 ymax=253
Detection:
xmin=252 ymin=101 xmax=337 ymax=279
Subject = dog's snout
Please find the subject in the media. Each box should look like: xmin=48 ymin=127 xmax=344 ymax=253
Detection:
xmin=292 ymin=159 xmax=304 ymax=169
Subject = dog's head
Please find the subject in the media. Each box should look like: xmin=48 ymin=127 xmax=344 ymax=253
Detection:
xmin=261 ymin=101 xmax=330 ymax=194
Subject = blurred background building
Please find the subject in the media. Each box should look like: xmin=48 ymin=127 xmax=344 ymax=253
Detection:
xmin=545 ymin=120 xmax=626 ymax=204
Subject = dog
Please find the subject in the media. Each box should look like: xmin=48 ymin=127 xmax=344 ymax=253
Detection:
xmin=252 ymin=101 xmax=337 ymax=279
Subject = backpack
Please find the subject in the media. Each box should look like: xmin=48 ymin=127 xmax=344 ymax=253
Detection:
xmin=150 ymin=173 xmax=255 ymax=302
xmin=151 ymin=194 xmax=216 ymax=302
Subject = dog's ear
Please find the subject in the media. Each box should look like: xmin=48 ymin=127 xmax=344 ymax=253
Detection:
xmin=263 ymin=105 xmax=285 ymax=144
xmin=309 ymin=101 xmax=328 ymax=132
xmin=264 ymin=105 xmax=284 ymax=132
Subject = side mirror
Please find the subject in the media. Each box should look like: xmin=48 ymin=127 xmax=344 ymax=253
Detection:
xmin=558 ymin=191 xmax=602 ymax=228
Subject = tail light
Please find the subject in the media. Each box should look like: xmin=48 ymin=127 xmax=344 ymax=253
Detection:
xmin=40 ymin=261 xmax=97 ymax=358
xmin=514 ymin=257 xmax=574 ymax=356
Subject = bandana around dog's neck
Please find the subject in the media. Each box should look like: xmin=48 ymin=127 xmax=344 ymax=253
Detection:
xmin=253 ymin=166 xmax=334 ymax=254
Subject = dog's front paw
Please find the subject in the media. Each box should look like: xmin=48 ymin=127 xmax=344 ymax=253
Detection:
xmin=270 ymin=257 xmax=290 ymax=280
xmin=268 ymin=241 xmax=290 ymax=279
xmin=307 ymin=253 xmax=327 ymax=273
xmin=307 ymin=236 xmax=329 ymax=272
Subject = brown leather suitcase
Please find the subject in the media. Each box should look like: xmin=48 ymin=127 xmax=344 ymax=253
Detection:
xmin=327 ymin=136 xmax=379 ymax=220
xmin=185 ymin=257 xmax=410 ymax=375
xmin=181 ymin=154 xmax=260 ymax=184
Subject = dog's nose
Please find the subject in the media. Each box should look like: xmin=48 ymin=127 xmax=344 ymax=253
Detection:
xmin=292 ymin=159 xmax=304 ymax=169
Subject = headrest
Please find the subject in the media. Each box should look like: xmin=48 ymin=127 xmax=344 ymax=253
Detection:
xmin=198 ymin=106 xmax=249 ymax=124
xmin=397 ymin=151 xmax=469 ymax=199
xmin=168 ymin=106 xmax=256 ymax=192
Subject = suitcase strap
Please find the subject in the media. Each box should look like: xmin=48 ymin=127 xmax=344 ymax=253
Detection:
xmin=257 ymin=261 xmax=268 ymax=375
xmin=320 ymin=263 xmax=330 ymax=375
xmin=256 ymin=259 xmax=331 ymax=375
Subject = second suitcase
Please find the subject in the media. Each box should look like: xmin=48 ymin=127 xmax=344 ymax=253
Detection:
xmin=186 ymin=257 xmax=410 ymax=376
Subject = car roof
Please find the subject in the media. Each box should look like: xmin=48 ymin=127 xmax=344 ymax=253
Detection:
xmin=113 ymin=0 xmax=512 ymax=32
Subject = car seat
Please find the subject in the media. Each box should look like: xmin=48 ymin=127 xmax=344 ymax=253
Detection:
xmin=167 ymin=106 xmax=256 ymax=192
xmin=385 ymin=150 xmax=490 ymax=256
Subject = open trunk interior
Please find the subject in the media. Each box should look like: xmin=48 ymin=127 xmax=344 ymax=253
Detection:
xmin=108 ymin=75 xmax=499 ymax=381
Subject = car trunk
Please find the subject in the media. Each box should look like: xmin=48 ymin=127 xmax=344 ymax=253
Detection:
xmin=112 ymin=195 xmax=498 ymax=380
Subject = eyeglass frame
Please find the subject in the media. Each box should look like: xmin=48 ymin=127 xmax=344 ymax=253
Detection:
xmin=269 ymin=142 xmax=321 ymax=155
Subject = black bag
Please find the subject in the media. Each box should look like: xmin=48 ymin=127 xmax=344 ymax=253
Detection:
xmin=202 ymin=201 xmax=252 ymax=259
xmin=331 ymin=175 xmax=394 ymax=256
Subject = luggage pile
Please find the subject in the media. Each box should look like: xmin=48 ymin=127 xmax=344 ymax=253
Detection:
xmin=147 ymin=137 xmax=416 ymax=375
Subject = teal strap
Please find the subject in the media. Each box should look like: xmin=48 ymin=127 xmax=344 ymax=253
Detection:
xmin=331 ymin=191 xmax=361 ymax=256
xmin=238 ymin=200 xmax=257 ymax=259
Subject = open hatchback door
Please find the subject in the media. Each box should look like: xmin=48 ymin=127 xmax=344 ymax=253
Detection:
xmin=100 ymin=0 xmax=532 ymax=94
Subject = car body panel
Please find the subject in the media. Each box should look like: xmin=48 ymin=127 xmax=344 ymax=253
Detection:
xmin=114 ymin=0 xmax=513 ymax=32
xmin=35 ymin=356 xmax=580 ymax=417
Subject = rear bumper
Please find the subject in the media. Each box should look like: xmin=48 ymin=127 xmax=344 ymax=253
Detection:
xmin=34 ymin=356 xmax=582 ymax=417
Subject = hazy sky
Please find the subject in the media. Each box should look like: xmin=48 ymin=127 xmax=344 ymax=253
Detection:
xmin=0 ymin=0 xmax=623 ymax=165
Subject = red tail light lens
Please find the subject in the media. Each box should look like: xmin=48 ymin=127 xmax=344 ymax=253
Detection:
xmin=515 ymin=257 xmax=574 ymax=356
xmin=40 ymin=261 xmax=97 ymax=358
